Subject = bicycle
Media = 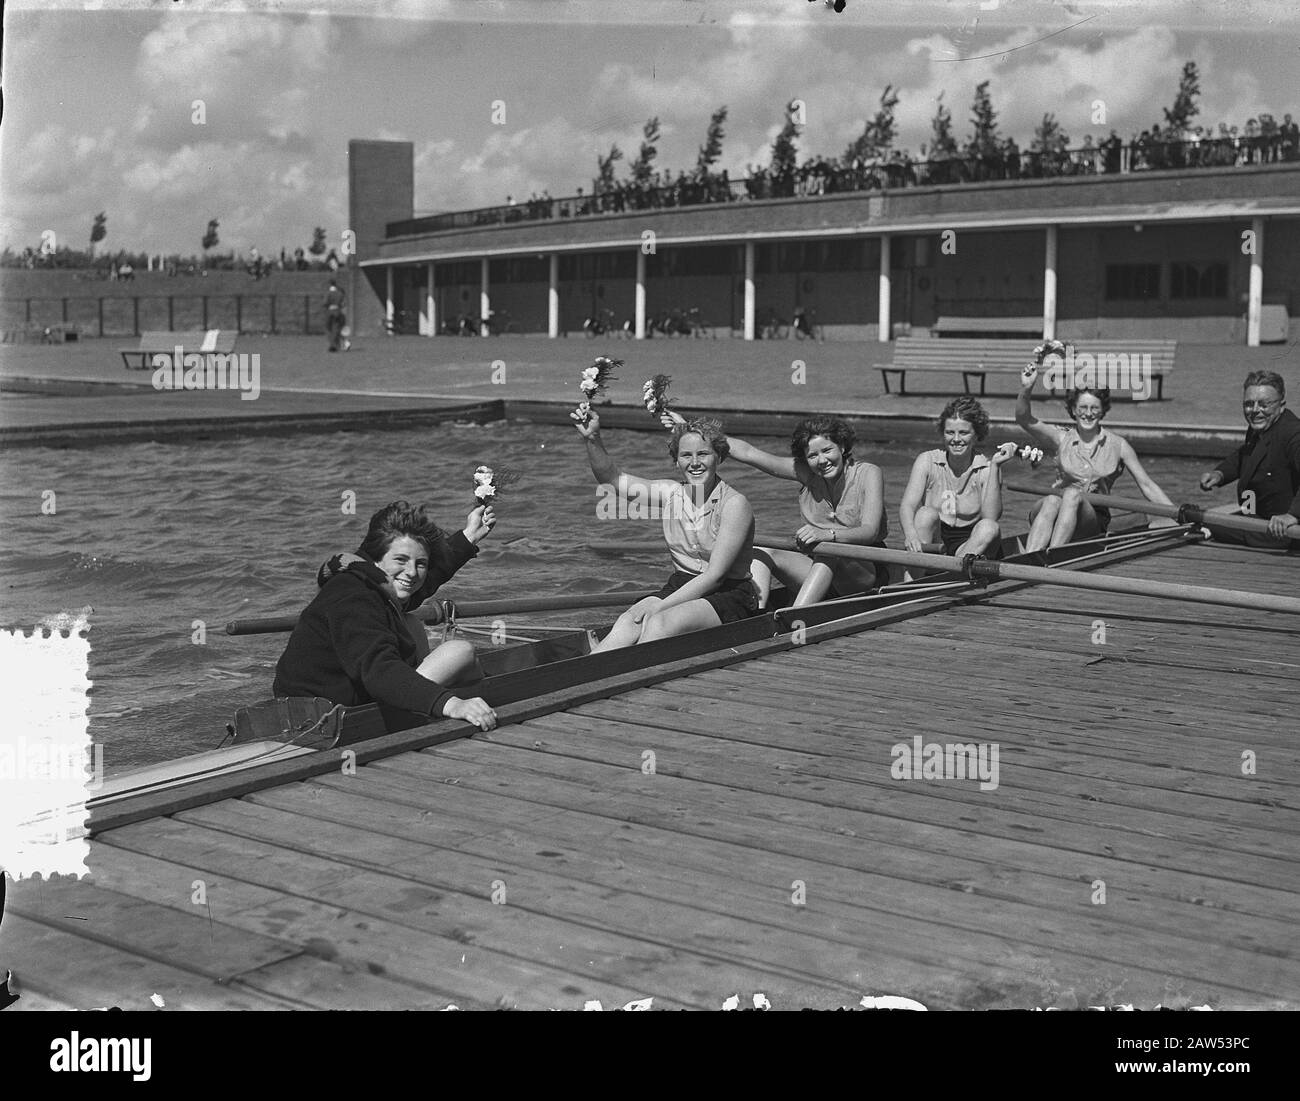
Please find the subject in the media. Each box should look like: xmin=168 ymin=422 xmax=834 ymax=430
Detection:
xmin=792 ymin=307 xmax=824 ymax=342
xmin=582 ymin=307 xmax=616 ymax=338
xmin=758 ymin=310 xmax=789 ymax=340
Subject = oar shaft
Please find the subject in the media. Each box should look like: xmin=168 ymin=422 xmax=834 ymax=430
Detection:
xmin=766 ymin=538 xmax=1300 ymax=616
xmin=225 ymin=590 xmax=649 ymax=636
xmin=1004 ymin=480 xmax=1298 ymax=538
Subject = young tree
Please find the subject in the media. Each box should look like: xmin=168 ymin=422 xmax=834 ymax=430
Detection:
xmin=695 ymin=106 xmax=728 ymax=179
xmin=201 ymin=218 xmax=220 ymax=254
xmin=1162 ymin=60 xmax=1201 ymax=133
xmin=844 ymin=85 xmax=900 ymax=162
xmin=966 ymin=80 xmax=1000 ymax=157
xmin=596 ymin=144 xmax=623 ymax=194
xmin=629 ymin=117 xmax=662 ymax=186
xmin=89 ymin=212 xmax=107 ymax=258
xmin=1031 ymin=112 xmax=1071 ymax=155
xmin=769 ymin=99 xmax=802 ymax=192
xmin=929 ymin=92 xmax=958 ymax=157
xmin=309 ymin=227 xmax=327 ymax=257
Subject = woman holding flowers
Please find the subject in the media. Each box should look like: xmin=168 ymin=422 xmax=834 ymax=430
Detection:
xmin=1017 ymin=341 xmax=1175 ymax=550
xmin=572 ymin=408 xmax=759 ymax=650
xmin=661 ymin=410 xmax=886 ymax=607
xmin=274 ymin=498 xmax=499 ymax=731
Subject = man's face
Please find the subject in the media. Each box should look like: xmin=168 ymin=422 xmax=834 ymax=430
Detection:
xmin=1242 ymin=385 xmax=1285 ymax=432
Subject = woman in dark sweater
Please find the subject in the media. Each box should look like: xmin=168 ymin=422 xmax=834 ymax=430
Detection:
xmin=273 ymin=500 xmax=498 ymax=731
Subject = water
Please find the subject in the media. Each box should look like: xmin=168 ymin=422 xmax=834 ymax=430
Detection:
xmin=0 ymin=419 xmax=1213 ymax=771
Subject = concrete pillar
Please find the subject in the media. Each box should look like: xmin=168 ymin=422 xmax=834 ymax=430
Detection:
xmin=635 ymin=249 xmax=647 ymax=339
xmin=548 ymin=253 xmax=559 ymax=338
xmin=878 ymin=234 xmax=891 ymax=342
xmin=479 ymin=258 xmax=490 ymax=337
xmin=1043 ymin=224 xmax=1058 ymax=341
xmin=1247 ymin=217 xmax=1264 ymax=347
xmin=743 ymin=242 xmax=756 ymax=341
xmin=424 ymin=262 xmax=436 ymax=336
xmin=385 ymin=266 xmax=395 ymax=332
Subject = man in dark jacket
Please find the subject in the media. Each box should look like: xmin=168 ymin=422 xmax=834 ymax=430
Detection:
xmin=1200 ymin=370 xmax=1300 ymax=547
xmin=324 ymin=278 xmax=346 ymax=351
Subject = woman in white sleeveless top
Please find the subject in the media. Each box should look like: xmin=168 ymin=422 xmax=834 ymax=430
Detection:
xmin=573 ymin=409 xmax=758 ymax=652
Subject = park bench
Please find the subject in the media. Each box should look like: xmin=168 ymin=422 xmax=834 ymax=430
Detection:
xmin=930 ymin=315 xmax=1042 ymax=338
xmin=2 ymin=323 xmax=82 ymax=344
xmin=876 ymin=337 xmax=1177 ymax=400
xmin=120 ymin=329 xmax=235 ymax=370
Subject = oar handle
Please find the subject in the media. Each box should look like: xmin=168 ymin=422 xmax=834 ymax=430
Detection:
xmin=1003 ymin=481 xmax=1299 ymax=538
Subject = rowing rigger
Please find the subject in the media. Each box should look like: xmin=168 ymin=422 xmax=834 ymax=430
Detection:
xmin=757 ymin=535 xmax=1300 ymax=616
xmin=1004 ymin=480 xmax=1300 ymax=540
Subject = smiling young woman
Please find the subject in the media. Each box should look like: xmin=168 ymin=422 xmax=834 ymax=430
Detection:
xmin=1017 ymin=364 xmax=1176 ymax=551
xmin=662 ymin=411 xmax=887 ymax=607
xmin=574 ymin=409 xmax=758 ymax=650
xmin=272 ymin=500 xmax=498 ymax=731
xmin=899 ymin=396 xmax=1015 ymax=563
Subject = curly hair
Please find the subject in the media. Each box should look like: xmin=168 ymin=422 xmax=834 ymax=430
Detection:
xmin=1064 ymin=388 xmax=1112 ymax=419
xmin=668 ymin=417 xmax=730 ymax=462
xmin=789 ymin=415 xmax=856 ymax=463
xmin=356 ymin=500 xmax=445 ymax=563
xmin=937 ymin=396 xmax=990 ymax=441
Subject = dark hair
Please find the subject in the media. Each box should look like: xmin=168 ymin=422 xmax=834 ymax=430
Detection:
xmin=937 ymin=396 xmax=990 ymax=441
xmin=669 ymin=418 xmax=730 ymax=462
xmin=356 ymin=500 xmax=444 ymax=564
xmin=1243 ymin=370 xmax=1285 ymax=399
xmin=789 ymin=415 xmax=856 ymax=463
xmin=1065 ymin=388 xmax=1112 ymax=419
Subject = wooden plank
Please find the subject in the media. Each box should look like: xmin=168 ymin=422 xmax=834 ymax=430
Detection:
xmin=242 ymin=763 xmax=1296 ymax=1006
xmin=0 ymin=914 xmax=295 ymax=1010
xmin=6 ymin=875 xmax=305 ymax=981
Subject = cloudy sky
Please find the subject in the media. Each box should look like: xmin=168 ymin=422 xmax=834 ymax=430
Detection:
xmin=2 ymin=0 xmax=1296 ymax=258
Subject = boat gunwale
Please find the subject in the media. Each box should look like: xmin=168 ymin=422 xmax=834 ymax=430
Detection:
xmin=84 ymin=525 xmax=1198 ymax=835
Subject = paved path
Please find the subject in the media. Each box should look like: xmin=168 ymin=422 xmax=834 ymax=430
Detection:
xmin=2 ymin=333 xmax=1295 ymax=448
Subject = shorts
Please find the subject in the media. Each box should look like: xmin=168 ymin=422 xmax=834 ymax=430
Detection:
xmin=938 ymin=522 xmax=1003 ymax=559
xmin=655 ymin=571 xmax=760 ymax=623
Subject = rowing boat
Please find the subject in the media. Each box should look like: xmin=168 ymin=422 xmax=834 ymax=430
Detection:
xmin=84 ymin=521 xmax=1196 ymax=818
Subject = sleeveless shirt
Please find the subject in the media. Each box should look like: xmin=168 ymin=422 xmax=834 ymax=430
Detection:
xmin=661 ymin=479 xmax=753 ymax=581
xmin=1053 ymin=428 xmax=1126 ymax=494
xmin=919 ymin=449 xmax=991 ymax=528
xmin=798 ymin=460 xmax=888 ymax=541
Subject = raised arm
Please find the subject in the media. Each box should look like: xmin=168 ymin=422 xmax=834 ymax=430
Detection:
xmin=652 ymin=493 xmax=755 ymax=613
xmin=574 ymin=410 xmax=666 ymax=503
xmin=661 ymin=410 xmax=799 ymax=480
xmin=1015 ymin=365 xmax=1064 ymax=450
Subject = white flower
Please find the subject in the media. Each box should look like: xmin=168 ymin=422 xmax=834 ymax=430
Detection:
xmin=474 ymin=484 xmax=495 ymax=501
xmin=582 ymin=366 xmax=600 ymax=380
xmin=579 ymin=379 xmax=598 ymax=395
xmin=473 ymin=467 xmax=493 ymax=485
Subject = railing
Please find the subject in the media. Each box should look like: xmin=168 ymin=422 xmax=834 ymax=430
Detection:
xmin=387 ymin=137 xmax=1300 ymax=239
xmin=0 ymin=294 xmax=332 ymax=338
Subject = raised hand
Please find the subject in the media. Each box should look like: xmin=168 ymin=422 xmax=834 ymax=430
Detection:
xmin=991 ymin=441 xmax=1018 ymax=466
xmin=660 ymin=410 xmax=686 ymax=430
xmin=571 ymin=407 xmax=601 ymax=437
xmin=1020 ymin=362 xmax=1040 ymax=388
xmin=463 ymin=504 xmax=496 ymax=544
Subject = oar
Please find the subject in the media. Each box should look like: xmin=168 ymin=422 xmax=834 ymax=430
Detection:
xmin=758 ymin=536 xmax=1300 ymax=616
xmin=1004 ymin=480 xmax=1300 ymax=540
xmin=226 ymin=591 xmax=652 ymax=636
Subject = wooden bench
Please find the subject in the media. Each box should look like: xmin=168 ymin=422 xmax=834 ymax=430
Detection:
xmin=876 ymin=337 xmax=1176 ymax=400
xmin=120 ymin=329 xmax=235 ymax=370
xmin=931 ymin=315 xmax=1042 ymax=338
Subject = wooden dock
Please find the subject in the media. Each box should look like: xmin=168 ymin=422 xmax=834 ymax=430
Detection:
xmin=6 ymin=539 xmax=1297 ymax=1010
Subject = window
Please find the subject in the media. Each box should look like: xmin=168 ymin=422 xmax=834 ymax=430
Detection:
xmin=1169 ymin=261 xmax=1227 ymax=299
xmin=1105 ymin=263 xmax=1161 ymax=300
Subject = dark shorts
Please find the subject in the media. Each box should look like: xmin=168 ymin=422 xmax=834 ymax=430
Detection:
xmin=655 ymin=571 xmax=760 ymax=624
xmin=938 ymin=522 xmax=1004 ymax=559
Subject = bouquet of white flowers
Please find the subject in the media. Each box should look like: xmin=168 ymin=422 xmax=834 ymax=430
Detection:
xmin=573 ymin=356 xmax=621 ymax=425
xmin=471 ymin=464 xmax=520 ymax=507
xmin=642 ymin=374 xmax=673 ymax=420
